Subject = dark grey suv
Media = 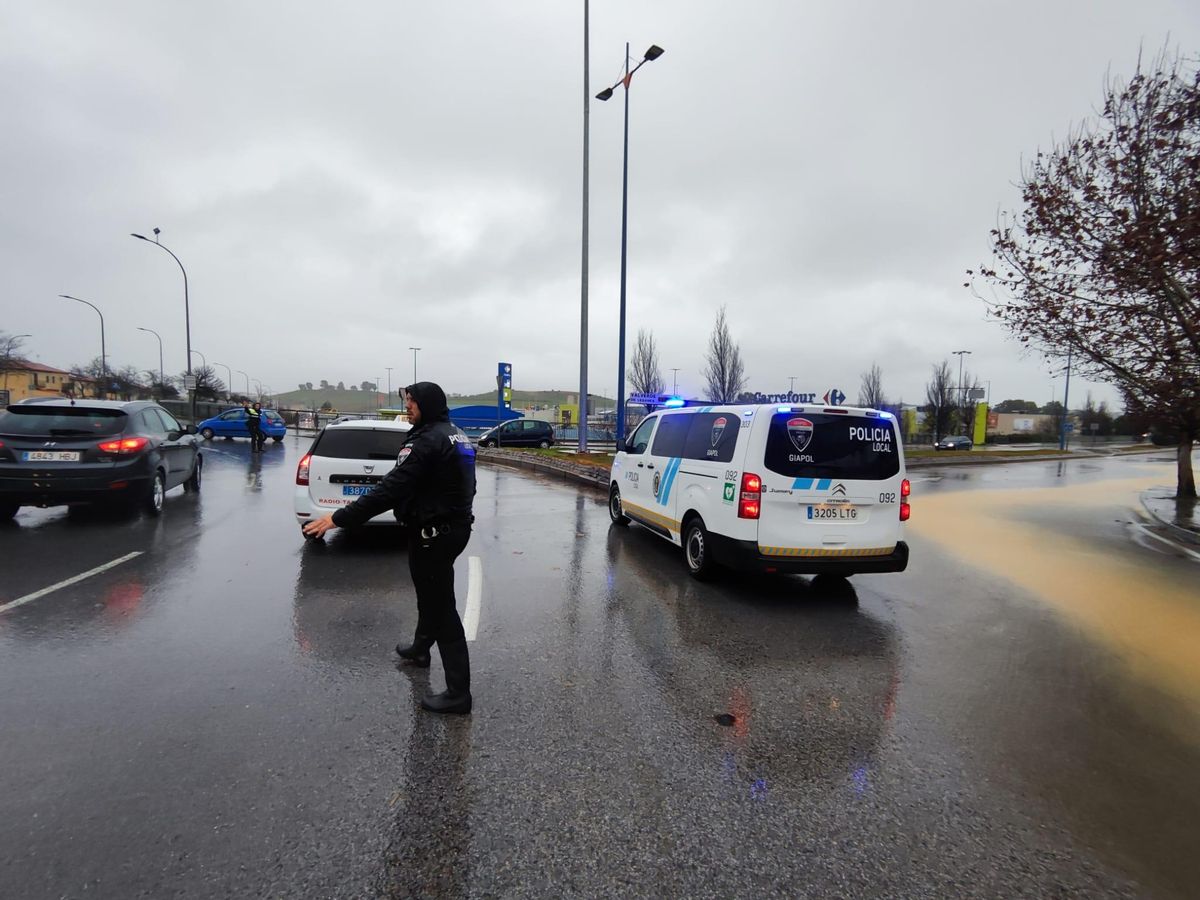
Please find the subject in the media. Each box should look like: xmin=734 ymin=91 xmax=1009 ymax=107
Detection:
xmin=0 ymin=399 xmax=202 ymax=519
xmin=477 ymin=419 xmax=555 ymax=449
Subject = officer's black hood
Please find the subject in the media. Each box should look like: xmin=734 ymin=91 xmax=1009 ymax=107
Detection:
xmin=406 ymin=382 xmax=450 ymax=424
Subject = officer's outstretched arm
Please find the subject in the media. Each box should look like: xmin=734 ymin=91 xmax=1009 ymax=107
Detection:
xmin=331 ymin=437 xmax=432 ymax=528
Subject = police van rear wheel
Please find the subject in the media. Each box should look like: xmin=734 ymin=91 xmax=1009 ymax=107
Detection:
xmin=608 ymin=485 xmax=630 ymax=526
xmin=684 ymin=518 xmax=717 ymax=580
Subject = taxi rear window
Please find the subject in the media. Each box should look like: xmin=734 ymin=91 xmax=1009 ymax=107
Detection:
xmin=313 ymin=428 xmax=410 ymax=460
xmin=763 ymin=413 xmax=899 ymax=480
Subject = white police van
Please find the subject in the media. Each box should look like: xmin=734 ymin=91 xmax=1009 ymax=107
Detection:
xmin=608 ymin=403 xmax=910 ymax=579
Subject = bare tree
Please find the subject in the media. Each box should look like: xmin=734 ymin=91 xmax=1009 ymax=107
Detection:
xmin=970 ymin=46 xmax=1199 ymax=499
xmin=702 ymin=305 xmax=746 ymax=403
xmin=627 ymin=328 xmax=664 ymax=398
xmin=924 ymin=360 xmax=956 ymax=441
xmin=180 ymin=365 xmax=224 ymax=401
xmin=858 ymin=364 xmax=887 ymax=409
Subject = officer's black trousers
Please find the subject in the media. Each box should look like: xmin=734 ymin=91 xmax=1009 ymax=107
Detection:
xmin=407 ymin=525 xmax=470 ymax=649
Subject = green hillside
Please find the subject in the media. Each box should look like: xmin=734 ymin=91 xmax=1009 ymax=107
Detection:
xmin=273 ymin=387 xmax=615 ymax=412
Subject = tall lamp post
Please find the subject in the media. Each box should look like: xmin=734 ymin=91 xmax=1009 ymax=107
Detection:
xmin=132 ymin=229 xmax=193 ymax=421
xmin=137 ymin=326 xmax=164 ymax=398
xmin=409 ymin=347 xmax=420 ymax=385
xmin=214 ymin=362 xmax=233 ymax=401
xmin=579 ymin=0 xmax=592 ymax=452
xmin=1058 ymin=348 xmax=1073 ymax=451
xmin=952 ymin=349 xmax=972 ymax=434
xmin=2 ymin=334 xmax=31 ymax=397
xmin=596 ymin=42 xmax=665 ymax=443
xmin=670 ymin=367 xmax=680 ymax=395
xmin=385 ymin=366 xmax=393 ymax=407
xmin=60 ymin=295 xmax=107 ymax=398
xmin=237 ymin=369 xmax=250 ymax=397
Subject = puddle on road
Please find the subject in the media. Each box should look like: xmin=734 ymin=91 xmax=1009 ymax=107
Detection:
xmin=910 ymin=475 xmax=1200 ymax=734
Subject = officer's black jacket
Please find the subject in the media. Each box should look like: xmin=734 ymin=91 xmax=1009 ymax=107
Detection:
xmin=331 ymin=382 xmax=476 ymax=530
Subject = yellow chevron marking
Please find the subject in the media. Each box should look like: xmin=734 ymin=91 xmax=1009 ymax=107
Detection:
xmin=758 ymin=545 xmax=896 ymax=558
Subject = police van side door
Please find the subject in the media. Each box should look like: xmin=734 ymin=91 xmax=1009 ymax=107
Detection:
xmin=617 ymin=415 xmax=657 ymax=520
xmin=644 ymin=412 xmax=690 ymax=536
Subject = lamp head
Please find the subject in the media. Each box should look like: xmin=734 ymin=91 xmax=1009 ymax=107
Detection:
xmin=130 ymin=233 xmax=146 ymax=240
xmin=595 ymin=87 xmax=614 ymax=101
xmin=644 ymin=45 xmax=664 ymax=61
xmin=153 ymin=227 xmax=160 ymax=236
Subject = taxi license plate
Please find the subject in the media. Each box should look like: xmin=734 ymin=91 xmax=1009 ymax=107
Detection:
xmin=807 ymin=504 xmax=859 ymax=521
xmin=342 ymin=485 xmax=372 ymax=496
xmin=22 ymin=451 xmax=81 ymax=462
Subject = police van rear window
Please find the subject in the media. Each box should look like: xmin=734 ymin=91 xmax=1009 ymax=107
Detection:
xmin=313 ymin=428 xmax=410 ymax=460
xmin=764 ymin=413 xmax=899 ymax=480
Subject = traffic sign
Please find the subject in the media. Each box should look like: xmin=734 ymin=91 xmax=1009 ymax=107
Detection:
xmin=182 ymin=375 xmax=197 ymax=391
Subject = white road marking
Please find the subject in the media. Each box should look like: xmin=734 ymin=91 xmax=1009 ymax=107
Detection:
xmin=463 ymin=555 xmax=482 ymax=642
xmin=1135 ymin=524 xmax=1200 ymax=563
xmin=0 ymin=551 xmax=144 ymax=615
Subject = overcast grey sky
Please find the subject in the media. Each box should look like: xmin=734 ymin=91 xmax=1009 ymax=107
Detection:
xmin=3 ymin=1 xmax=1198 ymax=409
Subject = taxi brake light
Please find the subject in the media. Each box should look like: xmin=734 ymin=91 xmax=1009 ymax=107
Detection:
xmin=296 ymin=453 xmax=311 ymax=485
xmin=739 ymin=471 xmax=761 ymax=519
xmin=98 ymin=436 xmax=149 ymax=454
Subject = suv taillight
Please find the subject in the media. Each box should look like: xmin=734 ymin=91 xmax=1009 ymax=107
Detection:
xmin=900 ymin=478 xmax=911 ymax=521
xmin=98 ymin=436 xmax=149 ymax=454
xmin=738 ymin=471 xmax=761 ymax=519
xmin=297 ymin=453 xmax=311 ymax=485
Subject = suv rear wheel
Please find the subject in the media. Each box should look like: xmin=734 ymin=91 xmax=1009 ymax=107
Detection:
xmin=145 ymin=470 xmax=166 ymax=516
xmin=683 ymin=517 xmax=718 ymax=580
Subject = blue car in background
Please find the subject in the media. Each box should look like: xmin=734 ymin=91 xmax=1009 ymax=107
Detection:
xmin=197 ymin=408 xmax=287 ymax=443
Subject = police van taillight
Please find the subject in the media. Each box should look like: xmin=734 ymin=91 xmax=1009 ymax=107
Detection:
xmin=297 ymin=453 xmax=311 ymax=486
xmin=739 ymin=472 xmax=761 ymax=519
xmin=899 ymin=478 xmax=911 ymax=521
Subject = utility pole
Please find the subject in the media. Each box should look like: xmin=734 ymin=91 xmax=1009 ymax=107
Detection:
xmin=1058 ymin=348 xmax=1073 ymax=451
xmin=385 ymin=366 xmax=393 ymax=407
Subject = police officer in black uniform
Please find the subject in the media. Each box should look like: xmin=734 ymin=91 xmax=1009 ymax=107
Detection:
xmin=246 ymin=400 xmax=265 ymax=451
xmin=302 ymin=382 xmax=477 ymax=714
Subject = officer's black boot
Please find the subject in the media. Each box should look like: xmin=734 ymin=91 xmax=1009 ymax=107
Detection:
xmin=422 ymin=639 xmax=471 ymax=714
xmin=395 ymin=634 xmax=433 ymax=668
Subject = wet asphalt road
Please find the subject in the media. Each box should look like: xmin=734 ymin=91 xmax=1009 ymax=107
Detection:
xmin=0 ymin=436 xmax=1198 ymax=899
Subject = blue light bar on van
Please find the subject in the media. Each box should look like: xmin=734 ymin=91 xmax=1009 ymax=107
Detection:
xmin=777 ymin=406 xmax=792 ymax=413
xmin=875 ymin=411 xmax=894 ymax=419
xmin=663 ymin=397 xmax=686 ymax=408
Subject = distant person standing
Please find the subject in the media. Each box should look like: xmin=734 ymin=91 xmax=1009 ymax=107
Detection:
xmin=246 ymin=400 xmax=264 ymax=451
xmin=302 ymin=382 xmax=477 ymax=714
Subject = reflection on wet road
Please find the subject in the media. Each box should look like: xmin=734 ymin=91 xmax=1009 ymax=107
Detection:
xmin=0 ymin=441 xmax=1197 ymax=898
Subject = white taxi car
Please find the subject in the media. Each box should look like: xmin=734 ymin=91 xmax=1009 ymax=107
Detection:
xmin=294 ymin=418 xmax=412 ymax=535
xmin=608 ymin=403 xmax=910 ymax=579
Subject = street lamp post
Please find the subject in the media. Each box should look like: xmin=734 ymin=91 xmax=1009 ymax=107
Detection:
xmin=1 ymin=334 xmax=31 ymax=397
xmin=1058 ymin=348 xmax=1073 ymax=452
xmin=579 ymin=0 xmax=592 ymax=452
xmin=132 ymin=229 xmax=193 ymax=421
xmin=385 ymin=366 xmax=393 ymax=407
xmin=137 ymin=327 xmax=164 ymax=398
xmin=952 ymin=349 xmax=972 ymax=433
xmin=409 ymin=347 xmax=420 ymax=385
xmin=60 ymin=295 xmax=106 ymax=398
xmin=789 ymin=375 xmax=797 ymax=393
xmin=596 ymin=42 xmax=665 ymax=443
xmin=670 ymin=367 xmax=680 ymax=395
xmin=237 ymin=370 xmax=250 ymax=397
xmin=214 ymin=362 xmax=233 ymax=401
